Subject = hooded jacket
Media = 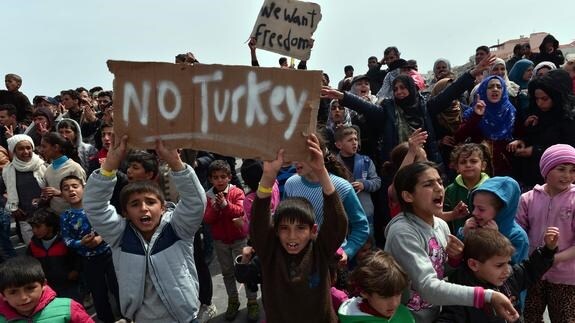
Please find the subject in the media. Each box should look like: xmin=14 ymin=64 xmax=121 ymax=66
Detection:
xmin=58 ymin=118 xmax=99 ymax=176
xmin=84 ymin=165 xmax=206 ymax=322
xmin=533 ymin=34 xmax=565 ymax=68
xmin=516 ymin=184 xmax=575 ymax=285
xmin=467 ymin=177 xmax=529 ymax=264
xmin=0 ymin=285 xmax=93 ymax=322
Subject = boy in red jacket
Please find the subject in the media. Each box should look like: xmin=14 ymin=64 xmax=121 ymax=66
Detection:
xmin=203 ymin=160 xmax=258 ymax=321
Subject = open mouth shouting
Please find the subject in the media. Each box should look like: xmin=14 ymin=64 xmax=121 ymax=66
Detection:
xmin=140 ymin=215 xmax=153 ymax=225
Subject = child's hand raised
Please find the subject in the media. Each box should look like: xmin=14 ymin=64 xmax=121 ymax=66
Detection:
xmin=306 ymin=134 xmax=326 ymax=175
xmin=408 ymin=128 xmax=428 ymax=151
xmin=155 ymin=139 xmax=184 ymax=171
xmin=446 ymin=234 xmax=464 ymax=260
xmin=102 ymin=134 xmax=128 ymax=172
xmin=544 ymin=227 xmax=559 ymax=250
xmin=452 ymin=201 xmax=469 ymax=220
xmin=258 ymin=149 xmax=284 ymax=197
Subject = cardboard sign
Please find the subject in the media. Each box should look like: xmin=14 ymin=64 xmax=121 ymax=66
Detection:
xmin=107 ymin=61 xmax=320 ymax=161
xmin=250 ymin=0 xmax=322 ymax=61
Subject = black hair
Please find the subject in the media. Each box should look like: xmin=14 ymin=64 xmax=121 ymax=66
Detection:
xmin=344 ymin=65 xmax=354 ymax=72
xmin=97 ymin=90 xmax=113 ymax=101
xmin=513 ymin=43 xmax=523 ymax=55
xmin=240 ymin=159 xmax=263 ymax=192
xmin=28 ymin=208 xmax=60 ymax=233
xmin=120 ymin=181 xmax=165 ymax=214
xmin=60 ymin=89 xmax=80 ymax=101
xmin=127 ymin=150 xmax=159 ymax=179
xmin=0 ymin=256 xmax=45 ymax=292
xmin=89 ymin=86 xmax=103 ymax=94
xmin=273 ymin=197 xmax=315 ymax=231
xmin=368 ymin=56 xmax=378 ymax=62
xmin=476 ymin=46 xmax=490 ymax=54
xmin=0 ymin=104 xmax=17 ymax=116
xmin=393 ymin=161 xmax=441 ymax=212
xmin=41 ymin=132 xmax=81 ymax=164
xmin=384 ymin=46 xmax=400 ymax=57
xmin=75 ymin=87 xmax=88 ymax=94
xmin=60 ymin=174 xmax=84 ymax=190
xmin=279 ymin=57 xmax=288 ymax=66
xmin=208 ymin=159 xmax=231 ymax=177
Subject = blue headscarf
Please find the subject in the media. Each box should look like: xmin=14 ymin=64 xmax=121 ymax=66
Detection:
xmin=508 ymin=59 xmax=534 ymax=89
xmin=464 ymin=75 xmax=516 ymax=141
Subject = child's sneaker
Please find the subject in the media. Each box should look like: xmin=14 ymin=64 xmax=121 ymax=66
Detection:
xmin=247 ymin=300 xmax=260 ymax=322
xmin=197 ymin=303 xmax=217 ymax=323
xmin=224 ymin=297 xmax=240 ymax=321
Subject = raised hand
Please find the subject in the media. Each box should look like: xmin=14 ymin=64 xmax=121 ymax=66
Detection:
xmin=473 ymin=94 xmax=486 ymax=116
xmin=544 ymin=227 xmax=559 ymax=250
xmin=471 ymin=53 xmax=497 ymax=77
xmin=408 ymin=128 xmax=428 ymax=151
xmin=155 ymin=139 xmax=184 ymax=171
xmin=101 ymin=134 xmax=128 ymax=171
xmin=259 ymin=149 xmax=284 ymax=197
xmin=446 ymin=234 xmax=464 ymax=260
xmin=452 ymin=201 xmax=469 ymax=220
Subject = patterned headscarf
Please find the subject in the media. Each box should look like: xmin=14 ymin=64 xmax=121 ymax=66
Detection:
xmin=464 ymin=75 xmax=516 ymax=141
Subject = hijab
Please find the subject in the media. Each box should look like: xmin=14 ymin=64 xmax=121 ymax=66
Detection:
xmin=508 ymin=59 xmax=534 ymax=89
xmin=3 ymin=134 xmax=46 ymax=212
xmin=489 ymin=57 xmax=520 ymax=97
xmin=464 ymin=75 xmax=516 ymax=141
xmin=393 ymin=75 xmax=425 ymax=141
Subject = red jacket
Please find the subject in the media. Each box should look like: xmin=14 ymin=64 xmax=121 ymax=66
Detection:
xmin=204 ymin=184 xmax=247 ymax=244
xmin=0 ymin=285 xmax=93 ymax=322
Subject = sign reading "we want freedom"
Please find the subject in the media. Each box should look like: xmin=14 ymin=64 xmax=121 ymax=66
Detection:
xmin=251 ymin=0 xmax=322 ymax=60
xmin=107 ymin=61 xmax=321 ymax=161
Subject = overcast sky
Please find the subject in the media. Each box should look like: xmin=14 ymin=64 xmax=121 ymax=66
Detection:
xmin=3 ymin=0 xmax=573 ymax=97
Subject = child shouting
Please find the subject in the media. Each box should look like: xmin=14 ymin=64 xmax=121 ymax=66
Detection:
xmin=83 ymin=135 xmax=206 ymax=322
xmin=251 ymin=134 xmax=348 ymax=322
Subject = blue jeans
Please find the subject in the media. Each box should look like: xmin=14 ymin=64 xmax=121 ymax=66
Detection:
xmin=0 ymin=209 xmax=16 ymax=260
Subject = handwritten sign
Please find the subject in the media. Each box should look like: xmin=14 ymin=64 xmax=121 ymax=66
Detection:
xmin=250 ymin=0 xmax=322 ymax=61
xmin=107 ymin=61 xmax=320 ymax=161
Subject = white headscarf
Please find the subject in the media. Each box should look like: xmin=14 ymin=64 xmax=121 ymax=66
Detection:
xmin=3 ymin=134 xmax=46 ymax=212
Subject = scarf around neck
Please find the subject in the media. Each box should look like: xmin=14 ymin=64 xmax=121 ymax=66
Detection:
xmin=2 ymin=154 xmax=46 ymax=212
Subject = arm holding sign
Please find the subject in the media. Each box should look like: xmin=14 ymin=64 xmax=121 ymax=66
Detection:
xmin=248 ymin=38 xmax=260 ymax=67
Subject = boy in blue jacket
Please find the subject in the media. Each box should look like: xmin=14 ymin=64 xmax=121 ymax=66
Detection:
xmin=83 ymin=135 xmax=206 ymax=323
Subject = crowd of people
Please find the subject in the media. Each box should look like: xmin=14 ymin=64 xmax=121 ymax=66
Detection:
xmin=0 ymin=32 xmax=573 ymax=323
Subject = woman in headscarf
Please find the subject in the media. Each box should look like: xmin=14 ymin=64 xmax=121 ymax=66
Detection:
xmin=455 ymin=75 xmax=516 ymax=176
xmin=509 ymin=59 xmax=534 ymax=122
xmin=531 ymin=61 xmax=556 ymax=79
xmin=507 ymin=69 xmax=575 ymax=188
xmin=0 ymin=134 xmax=46 ymax=244
xmin=321 ymin=99 xmax=352 ymax=154
xmin=429 ymin=58 xmax=453 ymax=88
